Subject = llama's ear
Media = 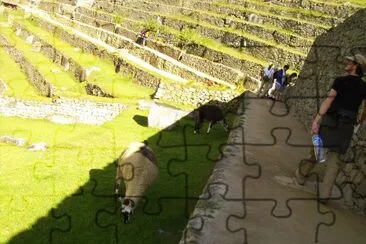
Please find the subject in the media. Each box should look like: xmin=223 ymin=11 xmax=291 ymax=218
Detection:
xmin=130 ymin=199 xmax=136 ymax=208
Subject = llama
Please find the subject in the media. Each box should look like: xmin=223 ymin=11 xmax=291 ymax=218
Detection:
xmin=114 ymin=141 xmax=158 ymax=224
xmin=193 ymin=104 xmax=229 ymax=134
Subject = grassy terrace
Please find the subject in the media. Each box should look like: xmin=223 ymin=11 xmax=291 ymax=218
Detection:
xmin=311 ymin=0 xmax=366 ymax=7
xmin=0 ymin=47 xmax=40 ymax=99
xmin=78 ymin=8 xmax=269 ymax=67
xmin=0 ymin=26 xmax=87 ymax=98
xmin=212 ymin=0 xmax=339 ymax=19
xmin=120 ymin=0 xmax=315 ymax=42
xmin=23 ymin=8 xmax=191 ymax=86
xmin=14 ymin=17 xmax=152 ymax=101
xmin=211 ymin=1 xmax=331 ymax=29
xmin=0 ymin=6 xmax=235 ymax=244
xmin=112 ymin=5 xmax=307 ymax=57
xmin=192 ymin=7 xmax=314 ymax=42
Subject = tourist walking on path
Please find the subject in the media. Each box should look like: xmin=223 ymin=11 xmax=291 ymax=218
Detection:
xmin=258 ymin=62 xmax=276 ymax=97
xmin=295 ymin=54 xmax=366 ymax=204
xmin=268 ymin=64 xmax=290 ymax=100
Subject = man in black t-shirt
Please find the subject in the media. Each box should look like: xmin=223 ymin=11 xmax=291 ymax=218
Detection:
xmin=295 ymin=54 xmax=366 ymax=204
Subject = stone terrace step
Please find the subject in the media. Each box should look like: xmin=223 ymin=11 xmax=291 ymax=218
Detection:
xmin=10 ymin=21 xmax=125 ymax=98
xmin=100 ymin=0 xmax=330 ymax=38
xmin=199 ymin=0 xmax=342 ymax=26
xmin=263 ymin=0 xmax=364 ymax=19
xmin=68 ymin=8 xmax=246 ymax=86
xmin=38 ymin=1 xmax=265 ymax=83
xmin=0 ymin=28 xmax=80 ymax=97
xmin=0 ymin=46 xmax=39 ymax=98
xmin=18 ymin=5 xmax=192 ymax=89
xmin=72 ymin=8 xmax=267 ymax=79
xmin=91 ymin=3 xmax=307 ymax=71
xmin=53 ymin=10 xmax=237 ymax=89
xmin=127 ymin=0 xmax=340 ymax=28
xmin=70 ymin=6 xmax=266 ymax=79
xmin=0 ymin=96 xmax=126 ymax=125
xmin=113 ymin=0 xmax=314 ymax=53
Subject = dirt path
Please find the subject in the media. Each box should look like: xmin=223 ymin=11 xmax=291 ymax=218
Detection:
xmin=181 ymin=93 xmax=366 ymax=244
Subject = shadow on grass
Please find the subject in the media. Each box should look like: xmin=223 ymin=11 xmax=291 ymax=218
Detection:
xmin=133 ymin=115 xmax=148 ymax=127
xmin=7 ymin=94 xmax=245 ymax=244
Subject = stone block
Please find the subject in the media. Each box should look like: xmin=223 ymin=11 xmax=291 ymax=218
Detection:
xmin=148 ymin=103 xmax=190 ymax=130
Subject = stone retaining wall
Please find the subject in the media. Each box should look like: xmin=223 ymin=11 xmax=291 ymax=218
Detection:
xmin=74 ymin=7 xmax=245 ymax=83
xmin=93 ymin=2 xmax=307 ymax=71
xmin=0 ymin=96 xmax=126 ymax=125
xmin=196 ymin=0 xmax=341 ymax=27
xmin=265 ymin=0 xmax=363 ymax=19
xmin=0 ymin=33 xmax=52 ymax=96
xmin=12 ymin=22 xmax=85 ymax=82
xmin=28 ymin=14 xmax=161 ymax=88
xmin=153 ymin=81 xmax=241 ymax=108
xmin=11 ymin=22 xmax=113 ymax=97
xmin=62 ymin=12 xmax=233 ymax=88
xmin=178 ymin=93 xmax=246 ymax=243
xmin=96 ymin=0 xmax=329 ymax=38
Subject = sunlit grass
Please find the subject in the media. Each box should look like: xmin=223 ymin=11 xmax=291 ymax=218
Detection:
xmin=0 ymin=9 xmax=235 ymax=244
xmin=310 ymin=0 xmax=366 ymax=7
xmin=14 ymin=17 xmax=155 ymax=100
xmin=0 ymin=102 xmax=232 ymax=243
xmin=0 ymin=27 xmax=87 ymax=97
xmin=0 ymin=47 xmax=40 ymax=98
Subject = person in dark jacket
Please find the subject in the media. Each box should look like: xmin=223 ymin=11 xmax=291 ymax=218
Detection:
xmin=295 ymin=54 xmax=366 ymax=204
xmin=267 ymin=64 xmax=290 ymax=99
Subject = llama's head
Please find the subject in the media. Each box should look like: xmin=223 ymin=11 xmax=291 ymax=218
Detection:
xmin=119 ymin=197 xmax=135 ymax=224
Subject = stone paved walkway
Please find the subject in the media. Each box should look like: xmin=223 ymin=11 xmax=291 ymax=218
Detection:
xmin=180 ymin=92 xmax=366 ymax=244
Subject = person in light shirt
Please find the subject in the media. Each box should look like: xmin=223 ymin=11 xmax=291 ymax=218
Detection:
xmin=257 ymin=62 xmax=276 ymax=97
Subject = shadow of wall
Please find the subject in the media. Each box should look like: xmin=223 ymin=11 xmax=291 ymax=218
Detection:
xmin=7 ymin=94 xmax=244 ymax=244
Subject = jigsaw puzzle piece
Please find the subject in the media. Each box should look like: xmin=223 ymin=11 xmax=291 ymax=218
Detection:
xmin=227 ymin=199 xmax=335 ymax=244
xmin=96 ymin=196 xmax=190 ymax=244
xmin=244 ymin=93 xmax=313 ymax=146
xmin=179 ymin=183 xmax=246 ymax=244
xmin=4 ymin=196 xmax=71 ymax=244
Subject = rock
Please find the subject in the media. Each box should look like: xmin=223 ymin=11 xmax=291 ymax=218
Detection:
xmin=85 ymin=66 xmax=101 ymax=78
xmin=27 ymin=142 xmax=47 ymax=151
xmin=15 ymin=28 xmax=21 ymax=36
xmin=138 ymin=100 xmax=155 ymax=111
xmin=0 ymin=135 xmax=26 ymax=146
xmin=148 ymin=103 xmax=190 ymax=130
xmin=47 ymin=114 xmax=77 ymax=124
xmin=33 ymin=41 xmax=42 ymax=52
xmin=25 ymin=35 xmax=34 ymax=44
xmin=50 ymin=68 xmax=61 ymax=73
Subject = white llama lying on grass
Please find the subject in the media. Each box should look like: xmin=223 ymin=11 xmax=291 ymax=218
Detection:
xmin=114 ymin=140 xmax=158 ymax=224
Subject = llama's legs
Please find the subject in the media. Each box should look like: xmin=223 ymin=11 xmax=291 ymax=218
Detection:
xmin=194 ymin=111 xmax=201 ymax=134
xmin=115 ymin=177 xmax=122 ymax=195
xmin=219 ymin=120 xmax=229 ymax=131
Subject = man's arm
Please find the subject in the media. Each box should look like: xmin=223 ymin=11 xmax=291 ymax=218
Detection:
xmin=358 ymin=100 xmax=366 ymax=124
xmin=311 ymin=88 xmax=337 ymax=134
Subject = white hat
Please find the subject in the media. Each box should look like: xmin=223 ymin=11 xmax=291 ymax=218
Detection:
xmin=346 ymin=54 xmax=366 ymax=67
